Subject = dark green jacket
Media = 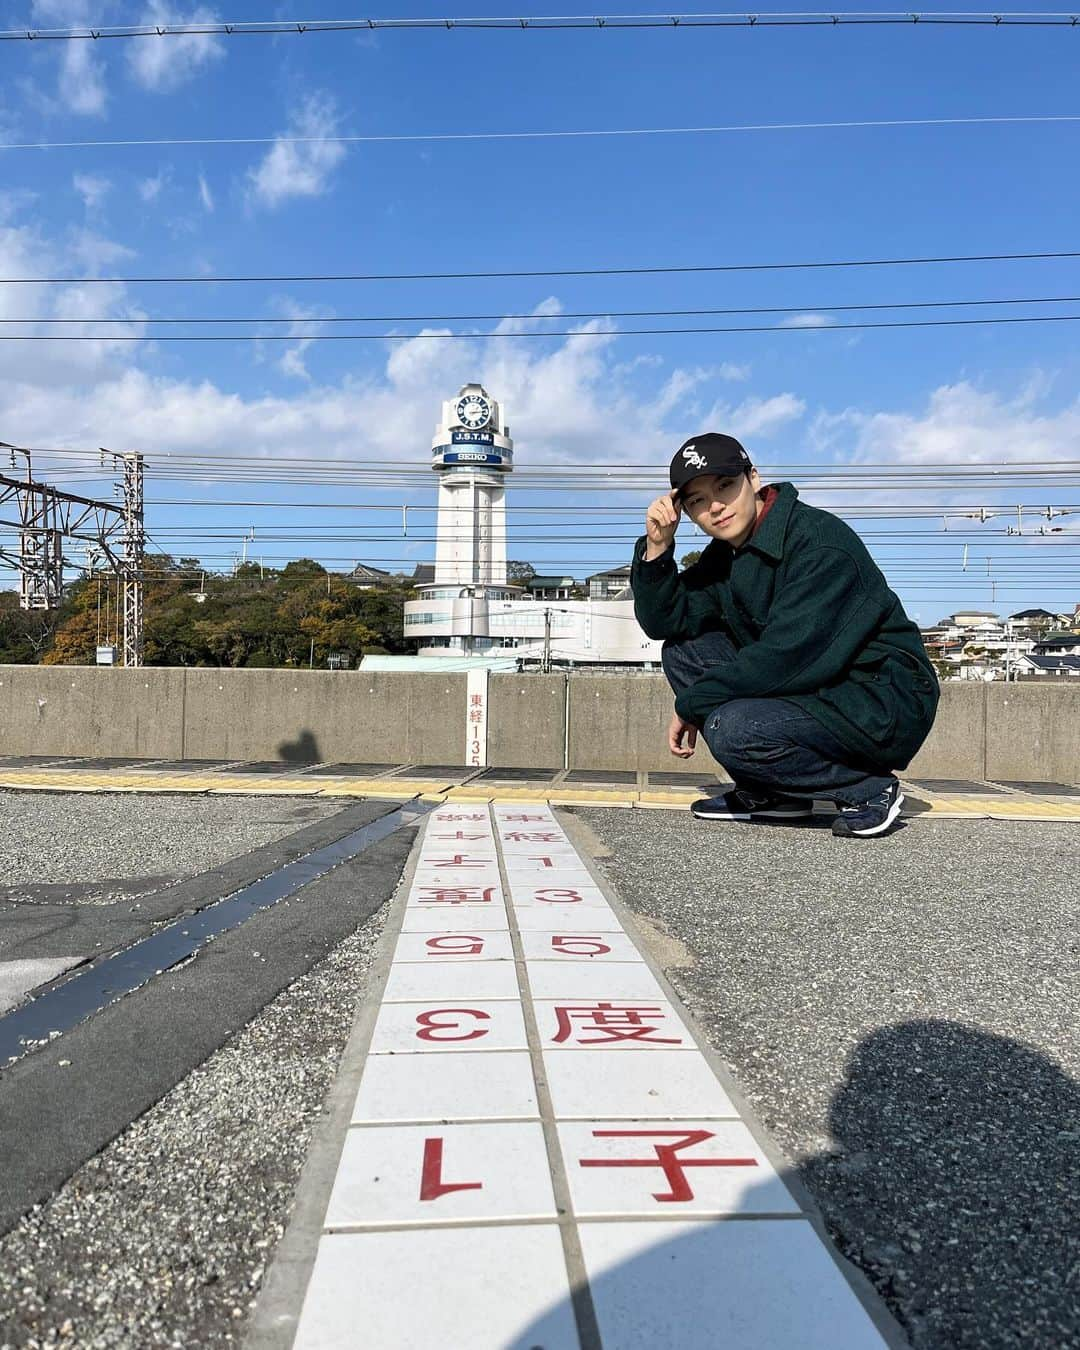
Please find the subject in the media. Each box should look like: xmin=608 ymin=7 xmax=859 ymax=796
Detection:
xmin=631 ymin=482 xmax=939 ymax=770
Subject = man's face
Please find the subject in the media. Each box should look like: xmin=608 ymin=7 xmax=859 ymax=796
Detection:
xmin=680 ymin=468 xmax=763 ymax=547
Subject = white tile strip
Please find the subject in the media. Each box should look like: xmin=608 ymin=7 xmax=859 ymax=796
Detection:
xmin=382 ymin=958 xmax=522 ymax=1003
xmin=325 ymin=1122 xmax=557 ymax=1228
xmin=391 ymin=930 xmax=516 ymax=963
xmin=351 ymin=1051 xmax=539 ymax=1125
xmin=294 ymin=1228 xmax=579 ymax=1350
xmin=579 ymin=1221 xmax=890 ymax=1350
xmin=290 ymin=803 xmax=895 ymax=1350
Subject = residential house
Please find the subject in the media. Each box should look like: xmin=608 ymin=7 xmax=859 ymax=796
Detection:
xmin=525 ymin=574 xmax=576 ymax=602
xmin=588 ymin=565 xmax=633 ymax=600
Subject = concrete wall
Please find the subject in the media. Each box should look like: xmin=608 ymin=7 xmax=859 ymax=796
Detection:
xmin=487 ymin=674 xmax=566 ymax=769
xmin=985 ymin=683 xmax=1080 ymax=782
xmin=0 ymin=666 xmax=1077 ymax=781
xmin=904 ymin=679 xmax=987 ymax=780
xmin=0 ymin=667 xmax=466 ymax=765
xmin=567 ymin=674 xmax=679 ymax=772
xmin=0 ymin=665 xmax=187 ymax=759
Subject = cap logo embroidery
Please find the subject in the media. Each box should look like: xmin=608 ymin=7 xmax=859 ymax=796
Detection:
xmin=681 ymin=447 xmax=707 ymax=469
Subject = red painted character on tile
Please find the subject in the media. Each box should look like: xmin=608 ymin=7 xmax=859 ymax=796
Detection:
xmin=580 ymin=1129 xmax=758 ymax=1202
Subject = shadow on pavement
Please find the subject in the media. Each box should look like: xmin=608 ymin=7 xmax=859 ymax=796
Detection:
xmin=507 ymin=1019 xmax=1078 ymax=1349
xmin=800 ymin=1019 xmax=1080 ymax=1349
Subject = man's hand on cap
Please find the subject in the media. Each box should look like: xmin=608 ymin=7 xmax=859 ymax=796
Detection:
xmin=645 ymin=492 xmax=681 ymax=560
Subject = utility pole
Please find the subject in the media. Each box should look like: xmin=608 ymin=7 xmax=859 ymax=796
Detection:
xmin=14 ymin=450 xmax=62 ymax=610
xmin=542 ymin=607 xmax=552 ymax=674
xmin=1 ymin=443 xmax=140 ymax=658
xmin=120 ymin=452 xmax=144 ymax=668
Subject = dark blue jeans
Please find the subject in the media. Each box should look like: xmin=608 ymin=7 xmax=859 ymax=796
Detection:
xmin=662 ymin=630 xmax=895 ymax=806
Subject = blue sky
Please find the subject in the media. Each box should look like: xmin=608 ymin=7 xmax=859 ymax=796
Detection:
xmin=1 ymin=2 xmax=1079 ymax=623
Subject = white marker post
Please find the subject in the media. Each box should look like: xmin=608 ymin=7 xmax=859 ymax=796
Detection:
xmin=465 ymin=668 xmax=488 ymax=768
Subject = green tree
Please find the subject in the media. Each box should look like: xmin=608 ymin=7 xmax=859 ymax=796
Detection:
xmin=680 ymin=550 xmax=703 ymax=569
xmin=0 ymin=590 xmax=60 ymax=663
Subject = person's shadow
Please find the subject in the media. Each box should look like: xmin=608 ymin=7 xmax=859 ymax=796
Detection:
xmin=799 ymin=1019 xmax=1080 ymax=1348
xmin=277 ymin=729 xmax=320 ymax=763
xmin=507 ymin=1020 xmax=1079 ymax=1349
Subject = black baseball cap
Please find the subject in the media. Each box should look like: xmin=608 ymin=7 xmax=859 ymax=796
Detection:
xmin=669 ymin=433 xmax=752 ymax=499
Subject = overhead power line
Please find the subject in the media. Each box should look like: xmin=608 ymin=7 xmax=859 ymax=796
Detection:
xmin=8 ymin=312 xmax=1080 ymax=340
xmin=4 ymin=247 xmax=1078 ymax=287
xmin=23 ymin=446 xmax=1080 ymax=471
xmin=5 ymin=113 xmax=1080 ymax=153
xmin=12 ymin=293 xmax=1080 ymax=325
xmin=3 ymin=10 xmax=1079 ymax=42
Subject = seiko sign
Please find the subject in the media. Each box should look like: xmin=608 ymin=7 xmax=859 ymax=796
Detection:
xmin=451 ymin=430 xmax=495 ymax=445
xmin=442 ymin=451 xmax=503 ymax=465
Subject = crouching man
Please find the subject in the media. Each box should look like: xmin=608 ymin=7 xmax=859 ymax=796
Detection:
xmin=631 ymin=433 xmax=939 ymax=838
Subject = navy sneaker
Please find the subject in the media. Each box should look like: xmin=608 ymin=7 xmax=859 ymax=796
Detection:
xmin=832 ymin=781 xmax=905 ymax=838
xmin=691 ymin=787 xmax=814 ymax=822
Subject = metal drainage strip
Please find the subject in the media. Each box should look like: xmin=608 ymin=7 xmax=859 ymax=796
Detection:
xmin=0 ymin=803 xmax=430 ymax=1068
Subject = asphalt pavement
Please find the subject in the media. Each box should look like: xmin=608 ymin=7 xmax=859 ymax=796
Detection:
xmin=574 ymin=807 xmax=1080 ymax=1350
xmin=0 ymin=791 xmax=417 ymax=1348
xmin=1 ymin=792 xmax=1076 ymax=1348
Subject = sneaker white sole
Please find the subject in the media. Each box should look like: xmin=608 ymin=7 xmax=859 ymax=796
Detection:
xmin=835 ymin=790 xmax=905 ymax=837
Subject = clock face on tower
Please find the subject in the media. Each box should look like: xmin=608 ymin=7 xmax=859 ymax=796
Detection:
xmin=456 ymin=394 xmax=491 ymax=430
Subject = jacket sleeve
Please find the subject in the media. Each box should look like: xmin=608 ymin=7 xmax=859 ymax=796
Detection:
xmin=674 ymin=545 xmax=887 ymax=724
xmin=630 ymin=536 xmax=724 ymax=641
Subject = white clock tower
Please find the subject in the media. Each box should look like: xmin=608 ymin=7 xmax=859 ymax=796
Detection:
xmin=396 ymin=382 xmax=666 ymax=667
xmin=430 ymin=383 xmax=514 ymax=589
xmin=406 ymin=383 xmax=519 ymax=655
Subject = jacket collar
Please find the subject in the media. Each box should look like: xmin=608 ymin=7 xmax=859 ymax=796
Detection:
xmin=739 ymin=480 xmax=798 ymax=560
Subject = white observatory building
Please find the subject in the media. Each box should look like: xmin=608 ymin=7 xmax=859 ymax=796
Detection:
xmin=430 ymin=383 xmax=515 ymax=592
xmin=402 ymin=383 xmax=662 ymax=667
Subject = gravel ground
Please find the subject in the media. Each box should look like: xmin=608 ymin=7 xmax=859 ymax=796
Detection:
xmin=0 ymin=903 xmax=391 ymax=1349
xmin=577 ymin=809 xmax=1080 ymax=1350
xmin=0 ymin=793 xmax=344 ymax=902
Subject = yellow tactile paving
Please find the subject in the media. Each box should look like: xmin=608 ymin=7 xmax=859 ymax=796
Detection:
xmin=317 ymin=779 xmax=443 ymax=800
xmin=907 ymin=795 xmax=993 ymax=817
xmin=546 ymin=789 xmax=636 ymax=807
xmin=637 ymin=789 xmax=705 ymax=810
xmin=1 ymin=765 xmax=1079 ymax=820
xmin=989 ymin=800 xmax=1080 ymax=819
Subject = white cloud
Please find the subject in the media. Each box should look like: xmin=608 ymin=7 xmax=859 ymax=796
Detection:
xmin=9 ymin=200 xmax=1074 ymax=549
xmin=73 ymin=172 xmax=110 ymax=211
xmin=492 ymin=296 xmax=563 ymax=337
xmin=126 ymin=0 xmax=224 ymax=92
xmin=139 ymin=170 xmax=169 ymax=203
xmin=246 ymin=93 xmax=347 ymax=209
xmin=197 ymin=172 xmax=214 ymax=212
xmin=58 ymin=37 xmax=107 ymax=115
xmin=0 ymin=218 xmax=146 ymax=386
xmin=778 ymin=313 xmax=837 ymax=329
xmin=66 ymin=228 xmax=135 ymax=275
xmin=31 ymin=0 xmax=107 ymax=116
xmin=706 ymin=391 xmax=807 ymax=440
xmin=257 ymin=298 xmax=331 ymax=381
xmin=816 ymin=379 xmax=1080 ymax=467
xmin=0 ymin=250 xmax=723 ymax=479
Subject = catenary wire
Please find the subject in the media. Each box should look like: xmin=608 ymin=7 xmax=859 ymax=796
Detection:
xmin=5 ymin=113 xmax=1080 ymax=153
xmin=4 ymin=247 xmax=1079 ymax=286
xmin=11 ymin=293 xmax=1080 ymax=324
xmin=9 ymin=312 xmax=1080 ymax=340
xmin=3 ymin=11 xmax=1080 ymax=42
